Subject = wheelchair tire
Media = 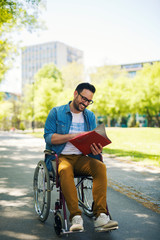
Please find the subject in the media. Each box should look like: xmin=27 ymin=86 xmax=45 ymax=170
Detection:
xmin=54 ymin=211 xmax=63 ymax=236
xmin=77 ymin=177 xmax=94 ymax=217
xmin=33 ymin=160 xmax=51 ymax=222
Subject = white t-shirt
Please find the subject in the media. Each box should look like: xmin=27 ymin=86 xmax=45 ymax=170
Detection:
xmin=61 ymin=112 xmax=84 ymax=155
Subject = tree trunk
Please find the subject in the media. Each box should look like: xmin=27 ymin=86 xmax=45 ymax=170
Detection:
xmin=107 ymin=116 xmax=111 ymax=127
xmin=155 ymin=114 xmax=160 ymax=127
xmin=146 ymin=108 xmax=153 ymax=127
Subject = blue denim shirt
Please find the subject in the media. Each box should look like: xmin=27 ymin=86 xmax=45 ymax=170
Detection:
xmin=44 ymin=101 xmax=99 ymax=171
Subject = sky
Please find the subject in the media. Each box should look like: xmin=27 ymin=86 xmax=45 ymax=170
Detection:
xmin=1 ymin=0 xmax=160 ymax=94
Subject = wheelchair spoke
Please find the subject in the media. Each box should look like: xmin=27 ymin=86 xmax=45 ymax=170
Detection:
xmin=33 ymin=161 xmax=51 ymax=222
xmin=77 ymin=177 xmax=94 ymax=217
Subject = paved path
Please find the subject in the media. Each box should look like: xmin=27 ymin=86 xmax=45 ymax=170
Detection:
xmin=0 ymin=132 xmax=160 ymax=240
xmin=103 ymin=154 xmax=160 ymax=213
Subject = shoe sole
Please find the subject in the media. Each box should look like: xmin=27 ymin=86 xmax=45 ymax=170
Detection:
xmin=60 ymin=229 xmax=84 ymax=235
xmin=70 ymin=228 xmax=84 ymax=232
xmin=69 ymin=226 xmax=84 ymax=232
xmin=95 ymin=226 xmax=118 ymax=232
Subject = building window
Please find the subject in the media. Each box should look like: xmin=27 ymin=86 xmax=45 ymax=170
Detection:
xmin=128 ymin=71 xmax=136 ymax=78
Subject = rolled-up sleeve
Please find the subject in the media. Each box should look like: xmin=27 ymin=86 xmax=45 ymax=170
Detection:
xmin=44 ymin=108 xmax=57 ymax=145
xmin=89 ymin=111 xmax=97 ymax=130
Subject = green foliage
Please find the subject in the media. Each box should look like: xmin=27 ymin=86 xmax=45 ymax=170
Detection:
xmin=0 ymin=100 xmax=12 ymax=120
xmin=20 ymin=63 xmax=81 ymax=126
xmin=21 ymin=84 xmax=34 ymax=121
xmin=56 ymin=88 xmax=73 ymax=106
xmin=90 ymin=65 xmax=130 ymax=124
xmin=0 ymin=92 xmax=5 ymax=101
xmin=21 ymin=63 xmax=64 ymax=123
xmin=0 ymin=0 xmax=43 ymax=82
xmin=19 ymin=122 xmax=25 ymax=130
xmin=34 ymin=79 xmax=63 ymax=122
xmin=10 ymin=98 xmax=21 ymax=128
xmin=0 ymin=100 xmax=13 ymax=130
xmin=0 ymin=0 xmax=42 ymax=32
xmin=0 ymin=93 xmax=22 ymax=130
xmin=61 ymin=62 xmax=84 ymax=89
xmin=131 ymin=62 xmax=160 ymax=126
xmin=90 ymin=65 xmax=126 ymax=85
xmin=91 ymin=62 xmax=160 ymax=127
xmin=0 ymin=39 xmax=16 ymax=81
xmin=35 ymin=63 xmax=63 ymax=85
xmin=2 ymin=61 xmax=160 ymax=129
xmin=92 ymin=75 xmax=131 ymax=126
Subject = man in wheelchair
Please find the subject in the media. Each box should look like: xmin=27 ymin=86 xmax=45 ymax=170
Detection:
xmin=44 ymin=82 xmax=118 ymax=232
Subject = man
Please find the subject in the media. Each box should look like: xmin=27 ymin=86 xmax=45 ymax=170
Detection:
xmin=44 ymin=82 xmax=118 ymax=232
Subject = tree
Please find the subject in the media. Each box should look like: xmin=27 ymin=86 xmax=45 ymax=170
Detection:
xmin=0 ymin=39 xmax=16 ymax=81
xmin=20 ymin=84 xmax=34 ymax=123
xmin=20 ymin=63 xmax=76 ymax=126
xmin=57 ymin=88 xmax=73 ymax=106
xmin=61 ymin=62 xmax=84 ymax=89
xmin=33 ymin=63 xmax=64 ymax=123
xmin=0 ymin=0 xmax=44 ymax=82
xmin=90 ymin=65 xmax=126 ymax=86
xmin=0 ymin=100 xmax=13 ymax=130
xmin=0 ymin=92 xmax=4 ymax=101
xmin=131 ymin=62 xmax=160 ymax=127
xmin=60 ymin=62 xmax=85 ymax=106
xmin=89 ymin=64 xmax=132 ymax=126
xmin=90 ymin=67 xmax=131 ymax=126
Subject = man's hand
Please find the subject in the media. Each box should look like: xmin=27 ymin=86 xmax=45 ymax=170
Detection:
xmin=51 ymin=132 xmax=82 ymax=145
xmin=90 ymin=143 xmax=103 ymax=155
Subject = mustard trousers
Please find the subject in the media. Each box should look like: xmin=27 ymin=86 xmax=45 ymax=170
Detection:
xmin=58 ymin=154 xmax=107 ymax=221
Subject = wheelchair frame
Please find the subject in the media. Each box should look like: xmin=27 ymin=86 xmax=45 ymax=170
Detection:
xmin=33 ymin=149 xmax=113 ymax=235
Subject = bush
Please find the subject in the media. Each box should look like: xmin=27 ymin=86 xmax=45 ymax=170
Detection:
xmin=19 ymin=122 xmax=25 ymax=130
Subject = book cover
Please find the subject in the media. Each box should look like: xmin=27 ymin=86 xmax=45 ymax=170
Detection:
xmin=69 ymin=123 xmax=111 ymax=155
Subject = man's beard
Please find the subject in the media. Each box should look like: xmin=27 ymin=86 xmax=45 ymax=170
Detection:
xmin=73 ymin=99 xmax=86 ymax=112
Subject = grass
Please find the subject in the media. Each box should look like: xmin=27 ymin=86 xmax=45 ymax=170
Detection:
xmin=25 ymin=127 xmax=160 ymax=168
xmin=29 ymin=131 xmax=44 ymax=138
xmin=104 ymin=127 xmax=160 ymax=168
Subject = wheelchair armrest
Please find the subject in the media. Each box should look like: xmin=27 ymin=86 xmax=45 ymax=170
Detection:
xmin=44 ymin=149 xmax=56 ymax=156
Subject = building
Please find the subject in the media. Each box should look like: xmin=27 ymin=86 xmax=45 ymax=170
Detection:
xmin=121 ymin=60 xmax=160 ymax=78
xmin=3 ymin=92 xmax=20 ymax=101
xmin=21 ymin=41 xmax=83 ymax=90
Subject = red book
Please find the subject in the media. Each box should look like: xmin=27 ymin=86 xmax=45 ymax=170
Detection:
xmin=69 ymin=123 xmax=111 ymax=155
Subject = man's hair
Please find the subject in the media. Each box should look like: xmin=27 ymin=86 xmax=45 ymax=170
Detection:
xmin=75 ymin=82 xmax=96 ymax=94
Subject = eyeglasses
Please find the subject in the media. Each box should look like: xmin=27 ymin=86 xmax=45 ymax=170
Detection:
xmin=78 ymin=92 xmax=94 ymax=105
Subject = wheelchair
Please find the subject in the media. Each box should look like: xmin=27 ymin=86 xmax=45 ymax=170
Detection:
xmin=33 ymin=149 xmax=117 ymax=236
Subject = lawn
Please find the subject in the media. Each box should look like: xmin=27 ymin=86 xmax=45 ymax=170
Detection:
xmin=27 ymin=127 xmax=160 ymax=168
xmin=104 ymin=127 xmax=160 ymax=167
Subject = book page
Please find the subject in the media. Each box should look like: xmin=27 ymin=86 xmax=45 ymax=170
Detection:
xmin=94 ymin=123 xmax=108 ymax=138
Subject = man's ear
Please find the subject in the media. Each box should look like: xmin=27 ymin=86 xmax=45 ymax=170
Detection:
xmin=74 ymin=90 xmax=78 ymax=98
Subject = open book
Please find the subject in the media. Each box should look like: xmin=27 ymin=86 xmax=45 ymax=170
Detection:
xmin=69 ymin=123 xmax=111 ymax=155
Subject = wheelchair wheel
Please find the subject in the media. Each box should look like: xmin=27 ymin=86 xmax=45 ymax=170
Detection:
xmin=33 ymin=160 xmax=51 ymax=222
xmin=77 ymin=177 xmax=94 ymax=217
xmin=54 ymin=211 xmax=63 ymax=236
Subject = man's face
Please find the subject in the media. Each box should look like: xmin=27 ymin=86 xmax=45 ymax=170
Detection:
xmin=73 ymin=89 xmax=94 ymax=112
